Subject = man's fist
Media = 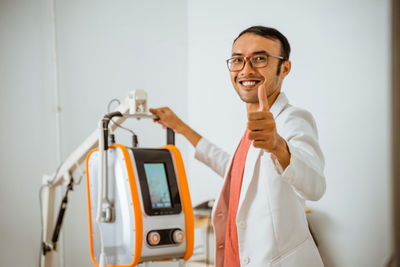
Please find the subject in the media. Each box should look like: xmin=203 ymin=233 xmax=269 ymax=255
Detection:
xmin=149 ymin=107 xmax=184 ymax=133
xmin=247 ymin=85 xmax=279 ymax=152
xmin=149 ymin=107 xmax=202 ymax=147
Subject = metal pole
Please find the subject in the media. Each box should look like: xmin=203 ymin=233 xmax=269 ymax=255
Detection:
xmin=50 ymin=0 xmax=65 ymax=265
xmin=392 ymin=0 xmax=400 ymax=265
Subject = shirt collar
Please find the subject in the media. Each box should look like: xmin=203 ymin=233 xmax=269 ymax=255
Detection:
xmin=269 ymin=91 xmax=289 ymax=119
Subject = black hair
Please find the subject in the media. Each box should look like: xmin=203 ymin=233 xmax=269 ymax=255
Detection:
xmin=234 ymin=26 xmax=291 ymax=75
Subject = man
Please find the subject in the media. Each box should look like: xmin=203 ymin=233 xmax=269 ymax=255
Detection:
xmin=150 ymin=26 xmax=326 ymax=267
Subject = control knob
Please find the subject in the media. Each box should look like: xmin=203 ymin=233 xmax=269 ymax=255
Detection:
xmin=147 ymin=231 xmax=161 ymax=246
xmin=172 ymin=230 xmax=184 ymax=243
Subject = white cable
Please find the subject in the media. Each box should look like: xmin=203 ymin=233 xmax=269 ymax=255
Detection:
xmin=97 ymin=120 xmax=107 ymax=267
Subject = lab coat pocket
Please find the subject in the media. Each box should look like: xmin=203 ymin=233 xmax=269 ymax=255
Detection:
xmin=271 ymin=238 xmax=323 ymax=267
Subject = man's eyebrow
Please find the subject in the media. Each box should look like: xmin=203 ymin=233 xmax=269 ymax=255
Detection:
xmin=231 ymin=50 xmax=269 ymax=57
xmin=232 ymin=52 xmax=243 ymax=57
xmin=252 ymin=50 xmax=268 ymax=55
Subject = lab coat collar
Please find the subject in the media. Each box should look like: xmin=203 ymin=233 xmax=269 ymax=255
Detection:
xmin=269 ymin=91 xmax=289 ymax=119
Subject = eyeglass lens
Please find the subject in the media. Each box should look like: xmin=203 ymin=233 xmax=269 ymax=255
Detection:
xmin=228 ymin=55 xmax=268 ymax=71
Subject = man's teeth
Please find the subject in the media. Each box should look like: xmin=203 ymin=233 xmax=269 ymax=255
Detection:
xmin=242 ymin=81 xmax=257 ymax=86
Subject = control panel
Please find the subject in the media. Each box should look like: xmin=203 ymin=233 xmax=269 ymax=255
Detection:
xmin=146 ymin=228 xmax=185 ymax=247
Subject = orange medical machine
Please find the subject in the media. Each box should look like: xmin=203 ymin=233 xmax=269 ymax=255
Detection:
xmin=39 ymin=90 xmax=193 ymax=267
xmin=85 ymin=91 xmax=194 ymax=267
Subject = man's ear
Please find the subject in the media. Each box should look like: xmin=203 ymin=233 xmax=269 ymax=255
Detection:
xmin=280 ymin=60 xmax=291 ymax=78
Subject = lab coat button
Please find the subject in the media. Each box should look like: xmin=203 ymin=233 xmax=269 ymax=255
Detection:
xmin=288 ymin=177 xmax=295 ymax=184
xmin=241 ymin=256 xmax=250 ymax=265
xmin=238 ymin=221 xmax=246 ymax=229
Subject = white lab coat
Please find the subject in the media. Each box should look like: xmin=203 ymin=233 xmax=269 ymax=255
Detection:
xmin=194 ymin=92 xmax=326 ymax=267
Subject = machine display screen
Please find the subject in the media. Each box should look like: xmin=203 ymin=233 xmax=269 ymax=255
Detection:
xmin=133 ymin=148 xmax=182 ymax=216
xmin=143 ymin=163 xmax=172 ymax=209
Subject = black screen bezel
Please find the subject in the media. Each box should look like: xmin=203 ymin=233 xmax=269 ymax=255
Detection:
xmin=132 ymin=148 xmax=182 ymax=216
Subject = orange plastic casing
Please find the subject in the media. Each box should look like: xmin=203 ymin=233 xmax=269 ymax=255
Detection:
xmin=85 ymin=144 xmax=194 ymax=266
xmin=86 ymin=144 xmax=143 ymax=267
xmin=163 ymin=144 xmax=194 ymax=260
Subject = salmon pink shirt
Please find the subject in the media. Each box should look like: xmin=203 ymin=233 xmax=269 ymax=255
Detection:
xmin=223 ymin=129 xmax=252 ymax=267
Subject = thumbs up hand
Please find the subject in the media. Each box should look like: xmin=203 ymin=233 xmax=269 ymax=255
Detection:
xmin=247 ymin=85 xmax=290 ymax=169
xmin=247 ymin=85 xmax=279 ymax=153
xmin=257 ymin=84 xmax=270 ymax=112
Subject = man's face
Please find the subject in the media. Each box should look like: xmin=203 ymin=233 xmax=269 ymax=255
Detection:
xmin=230 ymin=33 xmax=288 ymax=103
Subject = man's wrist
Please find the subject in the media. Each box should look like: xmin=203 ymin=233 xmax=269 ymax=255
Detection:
xmin=179 ymin=122 xmax=202 ymax=147
xmin=177 ymin=121 xmax=189 ymax=135
xmin=270 ymin=136 xmax=290 ymax=170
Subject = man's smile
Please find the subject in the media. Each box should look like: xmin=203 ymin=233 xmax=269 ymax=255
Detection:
xmin=237 ymin=77 xmax=264 ymax=89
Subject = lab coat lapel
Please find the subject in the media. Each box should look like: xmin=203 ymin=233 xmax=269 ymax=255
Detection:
xmin=237 ymin=144 xmax=260 ymax=212
xmin=236 ymin=92 xmax=289 ymax=213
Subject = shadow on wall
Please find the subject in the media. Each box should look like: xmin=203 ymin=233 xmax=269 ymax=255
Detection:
xmin=307 ymin=210 xmax=336 ymax=267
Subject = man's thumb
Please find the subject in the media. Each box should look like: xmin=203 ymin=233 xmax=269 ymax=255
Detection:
xmin=258 ymin=85 xmax=269 ymax=111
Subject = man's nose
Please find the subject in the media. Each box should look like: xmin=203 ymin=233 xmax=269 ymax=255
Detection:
xmin=240 ymin=58 xmax=255 ymax=75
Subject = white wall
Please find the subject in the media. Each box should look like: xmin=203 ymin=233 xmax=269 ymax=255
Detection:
xmin=0 ymin=1 xmax=56 ymax=266
xmin=186 ymin=0 xmax=391 ymax=266
xmin=0 ymin=0 xmax=187 ymax=266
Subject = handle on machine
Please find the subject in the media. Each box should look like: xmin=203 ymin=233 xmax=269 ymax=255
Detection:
xmin=167 ymin=128 xmax=175 ymax=145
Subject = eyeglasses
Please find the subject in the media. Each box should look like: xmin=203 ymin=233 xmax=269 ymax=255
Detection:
xmin=226 ymin=53 xmax=285 ymax=72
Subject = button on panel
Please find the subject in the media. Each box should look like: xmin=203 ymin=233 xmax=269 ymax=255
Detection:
xmin=172 ymin=230 xmax=185 ymax=243
xmin=147 ymin=231 xmax=160 ymax=246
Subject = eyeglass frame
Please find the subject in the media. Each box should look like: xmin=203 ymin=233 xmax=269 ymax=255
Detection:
xmin=226 ymin=52 xmax=286 ymax=72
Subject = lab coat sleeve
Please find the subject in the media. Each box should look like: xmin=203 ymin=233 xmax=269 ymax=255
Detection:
xmin=194 ymin=137 xmax=231 ymax=178
xmin=275 ymin=107 xmax=326 ymax=201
